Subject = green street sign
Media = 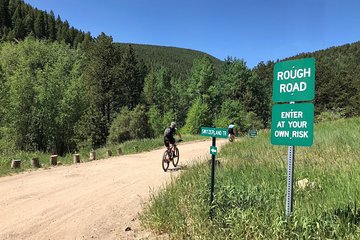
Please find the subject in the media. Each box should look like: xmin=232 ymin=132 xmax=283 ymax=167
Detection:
xmin=248 ymin=130 xmax=257 ymax=138
xmin=271 ymin=103 xmax=314 ymax=146
xmin=210 ymin=146 xmax=218 ymax=155
xmin=200 ymin=127 xmax=228 ymax=139
xmin=272 ymin=58 xmax=315 ymax=102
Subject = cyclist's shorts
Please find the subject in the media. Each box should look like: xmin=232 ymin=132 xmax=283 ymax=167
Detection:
xmin=164 ymin=137 xmax=175 ymax=147
xmin=228 ymin=128 xmax=234 ymax=135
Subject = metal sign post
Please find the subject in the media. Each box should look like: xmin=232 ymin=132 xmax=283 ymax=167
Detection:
xmin=286 ymin=145 xmax=295 ymax=217
xmin=285 ymin=101 xmax=296 ymax=217
xmin=210 ymin=136 xmax=216 ymax=220
xmin=200 ymin=126 xmax=228 ymax=220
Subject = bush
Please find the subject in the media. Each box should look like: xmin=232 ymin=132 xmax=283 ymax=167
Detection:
xmin=315 ymin=108 xmax=345 ymax=123
xmin=214 ymin=99 xmax=246 ymax=130
xmin=244 ymin=111 xmax=264 ymax=131
xmin=147 ymin=106 xmax=163 ymax=137
xmin=129 ymin=105 xmax=151 ymax=140
xmin=108 ymin=105 xmax=151 ymax=144
xmin=182 ymin=97 xmax=210 ymax=134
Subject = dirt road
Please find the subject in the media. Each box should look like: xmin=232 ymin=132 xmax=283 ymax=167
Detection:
xmin=0 ymin=139 xmax=226 ymax=240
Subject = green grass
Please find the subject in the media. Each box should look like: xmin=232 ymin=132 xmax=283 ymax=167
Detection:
xmin=0 ymin=134 xmax=206 ymax=177
xmin=140 ymin=117 xmax=360 ymax=239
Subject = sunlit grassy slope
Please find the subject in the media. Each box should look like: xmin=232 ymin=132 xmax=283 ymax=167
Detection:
xmin=141 ymin=117 xmax=360 ymax=239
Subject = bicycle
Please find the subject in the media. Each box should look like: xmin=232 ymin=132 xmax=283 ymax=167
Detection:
xmin=228 ymin=133 xmax=235 ymax=142
xmin=162 ymin=140 xmax=181 ymax=172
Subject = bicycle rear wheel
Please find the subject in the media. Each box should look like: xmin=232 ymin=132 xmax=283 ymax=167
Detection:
xmin=172 ymin=147 xmax=179 ymax=167
xmin=162 ymin=150 xmax=170 ymax=172
xmin=228 ymin=134 xmax=234 ymax=142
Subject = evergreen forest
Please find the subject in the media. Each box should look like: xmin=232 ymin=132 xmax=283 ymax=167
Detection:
xmin=0 ymin=0 xmax=359 ymax=156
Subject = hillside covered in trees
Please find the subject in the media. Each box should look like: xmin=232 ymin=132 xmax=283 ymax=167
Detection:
xmin=116 ymin=43 xmax=223 ymax=79
xmin=0 ymin=0 xmax=221 ymax=78
xmin=0 ymin=0 xmax=359 ymax=156
xmin=0 ymin=0 xmax=89 ymax=47
xmin=254 ymin=42 xmax=360 ymax=117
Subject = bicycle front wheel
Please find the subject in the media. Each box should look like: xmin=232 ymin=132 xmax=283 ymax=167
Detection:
xmin=162 ymin=150 xmax=170 ymax=172
xmin=172 ymin=147 xmax=179 ymax=167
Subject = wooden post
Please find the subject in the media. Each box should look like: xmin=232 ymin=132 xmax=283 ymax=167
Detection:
xmin=73 ymin=154 xmax=80 ymax=163
xmin=50 ymin=155 xmax=57 ymax=166
xmin=31 ymin=157 xmax=40 ymax=168
xmin=107 ymin=150 xmax=112 ymax=157
xmin=11 ymin=160 xmax=21 ymax=169
xmin=117 ymin=148 xmax=123 ymax=155
xmin=90 ymin=151 xmax=96 ymax=161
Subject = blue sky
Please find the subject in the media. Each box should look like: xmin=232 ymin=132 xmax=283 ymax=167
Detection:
xmin=25 ymin=0 xmax=360 ymax=68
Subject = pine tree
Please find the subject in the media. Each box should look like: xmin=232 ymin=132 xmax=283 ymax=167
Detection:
xmin=143 ymin=68 xmax=156 ymax=106
xmin=8 ymin=0 xmax=19 ymax=17
xmin=68 ymin=27 xmax=74 ymax=44
xmin=119 ymin=45 xmax=144 ymax=109
xmin=34 ymin=11 xmax=45 ymax=38
xmin=24 ymin=10 xmax=34 ymax=34
xmin=61 ymin=20 xmax=70 ymax=44
xmin=48 ymin=10 xmax=56 ymax=41
xmin=42 ymin=11 xmax=49 ymax=38
xmin=80 ymin=31 xmax=92 ymax=50
xmin=73 ymin=31 xmax=84 ymax=48
xmin=11 ymin=5 xmax=24 ymax=39
xmin=55 ymin=15 xmax=62 ymax=41
xmin=80 ymin=33 xmax=121 ymax=147
xmin=0 ymin=0 xmax=11 ymax=29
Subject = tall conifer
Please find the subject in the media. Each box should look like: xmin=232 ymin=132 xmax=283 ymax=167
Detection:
xmin=34 ymin=11 xmax=45 ymax=38
xmin=48 ymin=10 xmax=56 ymax=40
xmin=0 ymin=0 xmax=11 ymax=29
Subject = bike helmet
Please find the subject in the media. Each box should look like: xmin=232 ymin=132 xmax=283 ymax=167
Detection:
xmin=170 ymin=121 xmax=176 ymax=128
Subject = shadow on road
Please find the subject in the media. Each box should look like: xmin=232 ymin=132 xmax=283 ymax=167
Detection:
xmin=166 ymin=164 xmax=188 ymax=172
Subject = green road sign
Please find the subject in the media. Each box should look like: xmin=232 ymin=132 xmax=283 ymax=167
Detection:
xmin=272 ymin=58 xmax=315 ymax=103
xmin=210 ymin=146 xmax=218 ymax=155
xmin=248 ymin=130 xmax=257 ymax=138
xmin=200 ymin=127 xmax=228 ymax=139
xmin=271 ymin=103 xmax=314 ymax=146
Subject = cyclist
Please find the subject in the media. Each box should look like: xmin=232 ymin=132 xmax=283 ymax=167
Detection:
xmin=228 ymin=122 xmax=236 ymax=142
xmin=164 ymin=122 xmax=182 ymax=155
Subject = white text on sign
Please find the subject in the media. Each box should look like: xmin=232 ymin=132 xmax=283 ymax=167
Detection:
xmin=274 ymin=110 xmax=309 ymax=139
xmin=201 ymin=129 xmax=227 ymax=136
xmin=277 ymin=68 xmax=311 ymax=93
